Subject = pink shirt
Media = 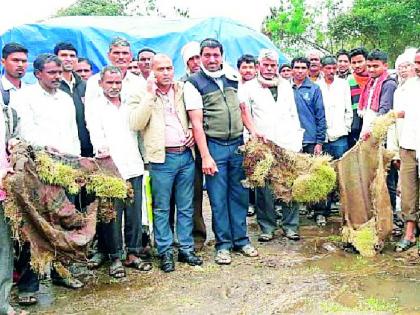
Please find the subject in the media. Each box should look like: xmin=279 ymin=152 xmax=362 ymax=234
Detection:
xmin=158 ymin=88 xmax=186 ymax=147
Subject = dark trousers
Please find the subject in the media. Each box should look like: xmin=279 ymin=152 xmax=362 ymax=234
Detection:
xmin=255 ymin=186 xmax=300 ymax=234
xmin=98 ymin=175 xmax=143 ymax=259
xmin=347 ymin=109 xmax=363 ymax=148
xmin=387 ymin=162 xmax=399 ymax=212
xmin=15 ymin=243 xmax=39 ymax=294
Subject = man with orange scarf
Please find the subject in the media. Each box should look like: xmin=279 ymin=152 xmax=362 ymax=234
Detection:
xmin=347 ymin=47 xmax=370 ymax=148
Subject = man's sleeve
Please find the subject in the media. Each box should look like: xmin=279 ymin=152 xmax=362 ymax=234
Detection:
xmin=343 ymin=82 xmax=353 ymax=132
xmin=313 ymin=86 xmax=327 ymax=143
xmin=378 ymin=80 xmax=397 ymax=115
xmin=183 ymin=82 xmax=203 ymax=110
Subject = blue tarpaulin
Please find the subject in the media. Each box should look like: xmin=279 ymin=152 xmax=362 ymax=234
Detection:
xmin=0 ymin=16 xmax=287 ymax=82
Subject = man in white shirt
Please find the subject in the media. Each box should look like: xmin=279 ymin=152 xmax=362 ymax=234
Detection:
xmin=395 ymin=49 xmax=420 ymax=252
xmin=85 ymin=37 xmax=150 ymax=266
xmin=86 ymin=65 xmax=151 ymax=278
xmin=137 ymin=47 xmax=156 ymax=80
xmin=0 ymin=42 xmax=39 ymax=314
xmin=238 ymin=49 xmax=303 ymax=242
xmin=16 ymin=54 xmax=80 ymax=156
xmin=318 ymin=56 xmax=352 ymax=159
xmin=313 ymin=56 xmax=353 ymax=226
xmin=85 ymin=37 xmax=146 ymax=108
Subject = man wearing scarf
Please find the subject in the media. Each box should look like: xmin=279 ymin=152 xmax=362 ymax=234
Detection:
xmin=359 ymin=50 xmax=397 ymax=139
xmin=238 ymin=49 xmax=303 ymax=242
xmin=185 ymin=38 xmax=258 ymax=265
xmin=347 ymin=47 xmax=370 ymax=148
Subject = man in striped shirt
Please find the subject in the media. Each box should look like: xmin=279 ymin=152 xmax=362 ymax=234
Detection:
xmin=347 ymin=47 xmax=369 ymax=148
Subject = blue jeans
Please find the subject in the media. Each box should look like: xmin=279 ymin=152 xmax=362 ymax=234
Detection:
xmin=324 ymin=136 xmax=348 ymax=160
xmin=150 ymin=150 xmax=195 ymax=255
xmin=206 ymin=137 xmax=250 ymax=251
xmin=281 ymin=202 xmax=300 ymax=233
xmin=0 ymin=204 xmax=13 ymax=315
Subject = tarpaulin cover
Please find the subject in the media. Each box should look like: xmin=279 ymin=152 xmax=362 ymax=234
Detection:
xmin=0 ymin=16 xmax=287 ymax=83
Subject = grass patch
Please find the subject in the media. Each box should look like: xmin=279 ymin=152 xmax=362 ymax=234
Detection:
xmin=325 ymin=235 xmax=342 ymax=242
xmin=321 ymin=297 xmax=400 ymax=313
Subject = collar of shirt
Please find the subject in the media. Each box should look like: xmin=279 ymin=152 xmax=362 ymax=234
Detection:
xmin=36 ymin=83 xmax=63 ymax=100
xmin=62 ymin=73 xmax=75 ymax=90
xmin=292 ymin=77 xmax=313 ymax=89
xmin=103 ymin=95 xmax=123 ymax=108
xmin=156 ymin=84 xmax=174 ymax=96
xmin=1 ymin=76 xmax=19 ymax=91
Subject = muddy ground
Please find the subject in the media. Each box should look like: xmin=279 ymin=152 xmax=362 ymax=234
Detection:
xmin=14 ymin=194 xmax=420 ymax=314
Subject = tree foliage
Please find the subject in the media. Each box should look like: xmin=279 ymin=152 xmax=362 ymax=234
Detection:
xmin=56 ymin=0 xmax=126 ymax=16
xmin=263 ymin=0 xmax=342 ymax=56
xmin=328 ymin=0 xmax=420 ymax=63
xmin=264 ymin=0 xmax=419 ymax=63
xmin=56 ymin=0 xmax=190 ymax=18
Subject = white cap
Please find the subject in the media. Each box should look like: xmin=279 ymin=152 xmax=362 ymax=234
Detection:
xmin=258 ymin=49 xmax=279 ymax=62
xmin=181 ymin=41 xmax=200 ymax=69
xmin=395 ymin=47 xmax=417 ymax=69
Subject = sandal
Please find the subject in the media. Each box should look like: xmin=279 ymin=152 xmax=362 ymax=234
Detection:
xmin=238 ymin=244 xmax=259 ymax=257
xmin=215 ymin=249 xmax=231 ymax=265
xmin=124 ymin=257 xmax=152 ymax=271
xmin=7 ymin=306 xmax=29 ymax=315
xmin=395 ymin=238 xmax=416 ymax=252
xmin=18 ymin=293 xmax=38 ymax=306
xmin=88 ymin=252 xmax=106 ymax=269
xmin=284 ymin=229 xmax=300 ymax=241
xmin=52 ymin=276 xmax=84 ymax=289
xmin=258 ymin=233 xmax=274 ymax=242
xmin=109 ymin=260 xmax=126 ymax=279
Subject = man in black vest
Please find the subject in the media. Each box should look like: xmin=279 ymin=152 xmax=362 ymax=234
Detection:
xmin=185 ymin=38 xmax=258 ymax=265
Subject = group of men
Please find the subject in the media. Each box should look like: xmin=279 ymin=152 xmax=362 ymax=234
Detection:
xmin=0 ymin=35 xmax=419 ymax=315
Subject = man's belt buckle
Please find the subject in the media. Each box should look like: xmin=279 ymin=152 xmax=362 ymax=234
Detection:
xmin=165 ymin=146 xmax=187 ymax=153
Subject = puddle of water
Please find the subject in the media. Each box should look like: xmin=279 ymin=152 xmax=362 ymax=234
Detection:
xmin=305 ymin=252 xmax=420 ymax=313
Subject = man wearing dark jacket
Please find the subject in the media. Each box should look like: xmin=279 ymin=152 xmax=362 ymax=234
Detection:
xmin=291 ymin=56 xmax=327 ymax=227
xmin=291 ymin=57 xmax=326 ymax=154
xmin=54 ymin=42 xmax=93 ymax=159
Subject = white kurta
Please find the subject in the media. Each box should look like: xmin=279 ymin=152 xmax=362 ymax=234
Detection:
xmin=86 ymin=94 xmax=144 ymax=180
xmin=16 ymin=83 xmax=80 ymax=156
xmin=238 ymin=78 xmax=303 ymax=152
xmin=318 ymin=77 xmax=353 ymax=142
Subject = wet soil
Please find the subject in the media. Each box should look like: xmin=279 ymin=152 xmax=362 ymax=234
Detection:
xmin=14 ymin=195 xmax=420 ymax=314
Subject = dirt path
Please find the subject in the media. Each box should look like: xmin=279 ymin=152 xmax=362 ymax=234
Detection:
xmin=17 ymin=196 xmax=420 ymax=314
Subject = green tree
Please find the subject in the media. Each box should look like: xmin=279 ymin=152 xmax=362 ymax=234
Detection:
xmin=263 ymin=0 xmax=346 ymax=56
xmin=56 ymin=0 xmax=190 ymax=18
xmin=328 ymin=0 xmax=420 ymax=64
xmin=56 ymin=0 xmax=125 ymax=16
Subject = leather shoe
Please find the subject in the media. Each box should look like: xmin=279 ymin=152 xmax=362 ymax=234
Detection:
xmin=178 ymin=251 xmax=203 ymax=266
xmin=160 ymin=251 xmax=175 ymax=273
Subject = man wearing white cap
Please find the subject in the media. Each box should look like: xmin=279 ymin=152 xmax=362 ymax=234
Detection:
xmin=238 ymin=48 xmax=304 ymax=242
xmin=180 ymin=41 xmax=201 ymax=82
